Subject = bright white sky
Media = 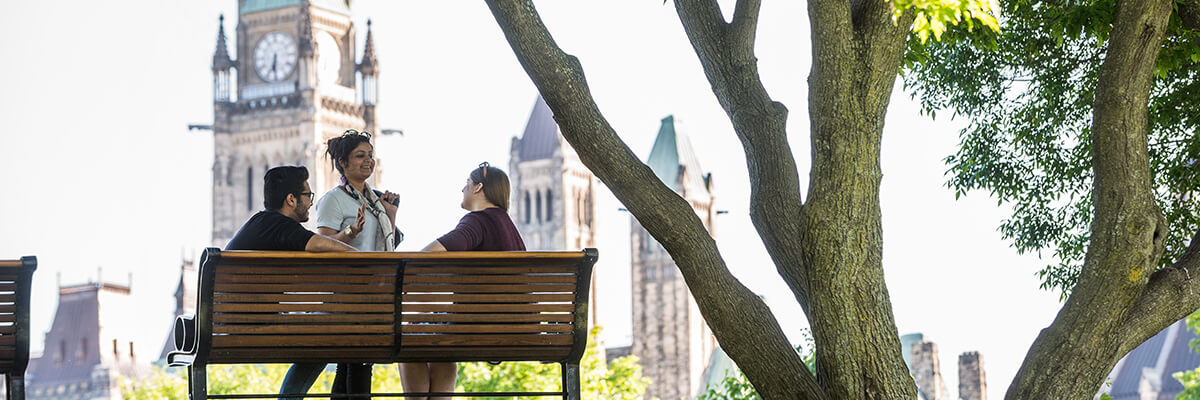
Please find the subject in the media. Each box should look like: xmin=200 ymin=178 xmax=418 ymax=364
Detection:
xmin=0 ymin=1 xmax=1066 ymax=398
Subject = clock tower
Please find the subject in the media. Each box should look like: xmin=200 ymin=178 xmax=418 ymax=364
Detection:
xmin=208 ymin=0 xmax=381 ymax=246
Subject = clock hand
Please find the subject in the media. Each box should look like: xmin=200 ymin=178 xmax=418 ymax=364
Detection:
xmin=272 ymin=54 xmax=278 ymax=75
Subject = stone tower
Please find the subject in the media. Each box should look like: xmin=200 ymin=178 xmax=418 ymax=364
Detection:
xmin=26 ymin=283 xmax=148 ymax=400
xmin=958 ymin=351 xmax=987 ymax=400
xmin=508 ymin=95 xmax=600 ymax=327
xmin=911 ymin=341 xmax=948 ymax=400
xmin=209 ymin=0 xmax=381 ymax=246
xmin=631 ymin=116 xmax=717 ymax=400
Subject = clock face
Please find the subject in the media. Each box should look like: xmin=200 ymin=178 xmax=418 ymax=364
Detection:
xmin=253 ymin=32 xmax=297 ymax=82
xmin=316 ymin=31 xmax=341 ymax=85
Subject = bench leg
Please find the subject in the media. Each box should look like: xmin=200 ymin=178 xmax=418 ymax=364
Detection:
xmin=561 ymin=363 xmax=580 ymax=400
xmin=189 ymin=365 xmax=207 ymax=400
xmin=7 ymin=373 xmax=24 ymax=400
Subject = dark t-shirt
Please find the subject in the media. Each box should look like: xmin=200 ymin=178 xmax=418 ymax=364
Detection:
xmin=225 ymin=210 xmax=316 ymax=251
xmin=437 ymin=207 xmax=526 ymax=251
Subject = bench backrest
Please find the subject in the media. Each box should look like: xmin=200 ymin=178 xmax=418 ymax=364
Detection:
xmin=0 ymin=257 xmax=36 ymax=375
xmin=193 ymin=248 xmax=596 ymax=365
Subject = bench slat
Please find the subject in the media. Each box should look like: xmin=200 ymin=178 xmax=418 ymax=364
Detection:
xmin=217 ymin=266 xmax=397 ymax=275
xmin=401 ymin=324 xmax=573 ymax=334
xmin=402 ymin=284 xmax=575 ymax=294
xmin=0 ymin=294 xmax=15 ymax=303
xmin=214 ymin=283 xmax=394 ymax=293
xmin=404 ymin=275 xmax=576 ymax=284
xmin=215 ymin=274 xmax=395 ymax=284
xmin=215 ymin=314 xmax=393 ymax=324
xmin=210 ymin=347 xmax=395 ymax=363
xmin=0 ymin=336 xmax=14 ymax=346
xmin=0 ymin=314 xmax=13 ymax=323
xmin=397 ymin=346 xmax=571 ymax=360
xmin=214 ymin=303 xmax=393 ymax=313
xmin=401 ymin=313 xmax=573 ymax=323
xmin=214 ymin=324 xmax=394 ymax=334
xmin=400 ymin=334 xmax=573 ymax=347
xmin=403 ymin=304 xmax=574 ymax=313
xmin=214 ymin=293 xmax=393 ymax=303
xmin=0 ymin=325 xmax=14 ymax=334
xmin=0 ymin=305 xmax=15 ymax=313
xmin=0 ymin=283 xmax=15 ymax=292
xmin=213 ymin=335 xmax=393 ymax=348
xmin=404 ymin=266 xmax=576 ymax=275
xmin=401 ymin=293 xmax=574 ymax=303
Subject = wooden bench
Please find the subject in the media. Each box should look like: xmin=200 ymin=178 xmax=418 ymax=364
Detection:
xmin=168 ymin=248 xmax=597 ymax=399
xmin=0 ymin=257 xmax=36 ymax=400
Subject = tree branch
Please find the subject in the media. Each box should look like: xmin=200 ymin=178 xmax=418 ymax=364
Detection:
xmin=1117 ymin=229 xmax=1200 ymax=354
xmin=483 ymin=1 xmax=823 ymax=399
xmin=673 ymin=0 xmax=812 ymax=316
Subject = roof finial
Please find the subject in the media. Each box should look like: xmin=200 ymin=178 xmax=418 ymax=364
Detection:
xmin=213 ymin=14 xmax=233 ymax=70
xmin=298 ymin=0 xmax=316 ymax=56
xmin=359 ymin=18 xmax=378 ymax=73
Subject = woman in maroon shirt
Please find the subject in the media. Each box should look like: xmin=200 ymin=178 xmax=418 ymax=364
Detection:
xmin=401 ymin=162 xmax=525 ymax=400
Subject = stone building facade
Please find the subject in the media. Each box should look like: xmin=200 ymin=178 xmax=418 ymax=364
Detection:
xmin=508 ymin=96 xmax=601 ymax=328
xmin=26 ymin=283 xmax=148 ymax=400
xmin=631 ymin=116 xmax=718 ymax=400
xmin=901 ymin=333 xmax=988 ymax=400
xmin=209 ymin=0 xmax=381 ymax=246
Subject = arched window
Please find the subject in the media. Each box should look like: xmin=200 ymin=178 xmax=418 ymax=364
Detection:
xmin=535 ymin=191 xmax=543 ymax=224
xmin=524 ymin=191 xmax=532 ymax=224
xmin=544 ymin=189 xmax=552 ymax=222
xmin=247 ymin=166 xmax=254 ymax=211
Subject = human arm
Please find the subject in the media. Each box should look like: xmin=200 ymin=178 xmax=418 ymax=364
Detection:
xmin=434 ymin=213 xmax=484 ymax=251
xmin=305 ymin=233 xmax=358 ymax=252
xmin=317 ymin=205 xmax=366 ymax=244
xmin=422 ymin=240 xmax=447 ymax=252
xmin=380 ymin=191 xmax=399 ymax=228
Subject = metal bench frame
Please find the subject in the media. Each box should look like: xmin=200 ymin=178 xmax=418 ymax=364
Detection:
xmin=0 ymin=256 xmax=36 ymax=400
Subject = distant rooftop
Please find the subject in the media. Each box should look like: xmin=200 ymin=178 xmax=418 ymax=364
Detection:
xmin=646 ymin=115 xmax=709 ymax=194
xmin=241 ymin=0 xmax=349 ymax=14
xmin=516 ymin=95 xmax=561 ymax=161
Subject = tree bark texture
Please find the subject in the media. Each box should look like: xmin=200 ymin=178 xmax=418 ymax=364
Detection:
xmin=1005 ymin=0 xmax=1179 ymax=398
xmin=484 ymin=1 xmax=824 ymax=399
xmin=673 ymin=0 xmax=918 ymax=398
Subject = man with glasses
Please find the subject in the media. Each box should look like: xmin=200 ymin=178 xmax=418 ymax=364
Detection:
xmin=226 ymin=165 xmax=355 ymax=252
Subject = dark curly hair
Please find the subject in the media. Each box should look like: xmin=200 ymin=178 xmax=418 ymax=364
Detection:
xmin=325 ymin=130 xmax=373 ymax=176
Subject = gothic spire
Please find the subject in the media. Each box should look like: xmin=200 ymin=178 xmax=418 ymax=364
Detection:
xmin=298 ymin=0 xmax=317 ymax=57
xmin=212 ymin=14 xmax=233 ymax=70
xmin=359 ymin=19 xmax=378 ymax=75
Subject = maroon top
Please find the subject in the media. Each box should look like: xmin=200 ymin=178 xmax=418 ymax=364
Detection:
xmin=437 ymin=207 xmax=526 ymax=251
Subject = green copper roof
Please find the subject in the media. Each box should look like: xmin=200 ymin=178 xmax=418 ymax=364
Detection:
xmin=241 ymin=0 xmax=349 ymax=14
xmin=646 ymin=115 xmax=710 ymax=194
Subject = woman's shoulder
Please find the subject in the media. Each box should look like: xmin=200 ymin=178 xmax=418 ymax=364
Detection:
xmin=317 ymin=187 xmax=355 ymax=210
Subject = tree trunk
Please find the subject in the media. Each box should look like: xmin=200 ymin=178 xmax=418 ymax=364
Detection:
xmin=484 ymin=1 xmax=825 ymax=399
xmin=1005 ymin=0 xmax=1175 ymax=398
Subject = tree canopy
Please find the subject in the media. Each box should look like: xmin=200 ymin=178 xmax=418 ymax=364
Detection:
xmin=903 ymin=0 xmax=1200 ymax=297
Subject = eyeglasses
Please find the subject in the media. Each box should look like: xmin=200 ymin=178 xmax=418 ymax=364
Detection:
xmin=343 ymin=129 xmax=372 ymax=139
xmin=478 ymin=161 xmax=490 ymax=179
xmin=296 ymin=191 xmax=315 ymax=201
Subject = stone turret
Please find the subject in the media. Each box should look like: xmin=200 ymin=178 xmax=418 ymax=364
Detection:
xmin=958 ymin=351 xmax=987 ymax=400
xmin=912 ymin=341 xmax=947 ymax=400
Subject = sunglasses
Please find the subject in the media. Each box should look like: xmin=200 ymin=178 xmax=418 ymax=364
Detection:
xmin=478 ymin=161 xmax=489 ymax=179
xmin=342 ymin=129 xmax=372 ymax=139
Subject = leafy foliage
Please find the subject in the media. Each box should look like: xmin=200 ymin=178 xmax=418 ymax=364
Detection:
xmin=697 ymin=330 xmax=817 ymax=400
xmin=1173 ymin=309 xmax=1200 ymax=399
xmin=892 ymin=0 xmax=1001 ymax=43
xmin=903 ymin=0 xmax=1200 ymax=298
xmin=122 ymin=328 xmax=646 ymax=399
